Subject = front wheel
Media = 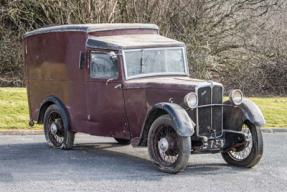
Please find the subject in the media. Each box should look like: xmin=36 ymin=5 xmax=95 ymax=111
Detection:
xmin=44 ymin=104 xmax=75 ymax=150
xmin=221 ymin=121 xmax=263 ymax=167
xmin=148 ymin=115 xmax=191 ymax=174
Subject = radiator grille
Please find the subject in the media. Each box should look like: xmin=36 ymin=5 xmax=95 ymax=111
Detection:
xmin=197 ymin=85 xmax=223 ymax=138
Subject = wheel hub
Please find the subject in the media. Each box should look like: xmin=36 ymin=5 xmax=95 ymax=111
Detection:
xmin=158 ymin=138 xmax=169 ymax=153
xmin=50 ymin=123 xmax=58 ymax=135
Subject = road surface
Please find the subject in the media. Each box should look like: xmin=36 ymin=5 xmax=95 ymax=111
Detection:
xmin=0 ymin=133 xmax=286 ymax=191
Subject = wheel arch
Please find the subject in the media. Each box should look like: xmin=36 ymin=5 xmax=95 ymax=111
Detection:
xmin=38 ymin=96 xmax=70 ymax=131
xmin=138 ymin=102 xmax=195 ymax=146
xmin=223 ymin=99 xmax=266 ymax=131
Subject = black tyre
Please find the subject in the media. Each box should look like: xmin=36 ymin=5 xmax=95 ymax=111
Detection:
xmin=114 ymin=138 xmax=131 ymax=145
xmin=221 ymin=121 xmax=263 ymax=167
xmin=44 ymin=104 xmax=75 ymax=150
xmin=148 ymin=115 xmax=191 ymax=174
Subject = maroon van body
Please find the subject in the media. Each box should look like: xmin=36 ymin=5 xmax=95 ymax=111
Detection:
xmin=24 ymin=24 xmax=265 ymax=173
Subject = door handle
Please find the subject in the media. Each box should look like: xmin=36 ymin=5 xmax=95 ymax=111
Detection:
xmin=114 ymin=84 xmax=122 ymax=89
xmin=106 ymin=78 xmax=113 ymax=85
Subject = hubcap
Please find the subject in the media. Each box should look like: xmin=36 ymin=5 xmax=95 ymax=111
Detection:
xmin=50 ymin=123 xmax=58 ymax=135
xmin=46 ymin=111 xmax=65 ymax=147
xmin=158 ymin=138 xmax=169 ymax=153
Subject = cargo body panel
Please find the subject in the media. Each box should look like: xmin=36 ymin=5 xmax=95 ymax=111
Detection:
xmin=24 ymin=24 xmax=161 ymax=138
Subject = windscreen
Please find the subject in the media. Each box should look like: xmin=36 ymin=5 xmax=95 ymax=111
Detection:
xmin=123 ymin=48 xmax=186 ymax=79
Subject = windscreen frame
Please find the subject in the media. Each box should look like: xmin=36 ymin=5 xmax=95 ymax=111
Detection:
xmin=122 ymin=47 xmax=188 ymax=80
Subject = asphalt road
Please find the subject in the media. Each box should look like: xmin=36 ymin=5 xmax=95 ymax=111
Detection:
xmin=0 ymin=133 xmax=286 ymax=192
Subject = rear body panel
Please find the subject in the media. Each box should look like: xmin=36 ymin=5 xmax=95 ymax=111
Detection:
xmin=25 ymin=31 xmax=88 ymax=133
xmin=24 ymin=24 xmax=160 ymax=138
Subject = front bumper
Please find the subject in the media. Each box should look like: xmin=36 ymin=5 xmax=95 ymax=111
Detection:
xmin=191 ymin=129 xmax=247 ymax=154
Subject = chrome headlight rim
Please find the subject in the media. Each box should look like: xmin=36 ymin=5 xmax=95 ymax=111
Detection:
xmin=229 ymin=89 xmax=244 ymax=105
xmin=184 ymin=92 xmax=198 ymax=109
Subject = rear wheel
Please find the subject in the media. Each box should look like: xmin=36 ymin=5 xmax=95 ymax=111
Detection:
xmin=148 ymin=115 xmax=191 ymax=174
xmin=44 ymin=104 xmax=75 ymax=150
xmin=221 ymin=121 xmax=263 ymax=167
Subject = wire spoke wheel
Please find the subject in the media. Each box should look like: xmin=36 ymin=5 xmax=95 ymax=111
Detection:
xmin=153 ymin=124 xmax=180 ymax=167
xmin=148 ymin=115 xmax=191 ymax=173
xmin=221 ymin=121 xmax=263 ymax=168
xmin=47 ymin=111 xmax=65 ymax=147
xmin=228 ymin=126 xmax=253 ymax=161
xmin=44 ymin=104 xmax=75 ymax=150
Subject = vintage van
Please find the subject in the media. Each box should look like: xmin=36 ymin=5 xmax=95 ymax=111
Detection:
xmin=24 ymin=24 xmax=265 ymax=173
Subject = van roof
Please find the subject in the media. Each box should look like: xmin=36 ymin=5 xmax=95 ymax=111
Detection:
xmin=23 ymin=23 xmax=159 ymax=38
xmin=87 ymin=34 xmax=184 ymax=50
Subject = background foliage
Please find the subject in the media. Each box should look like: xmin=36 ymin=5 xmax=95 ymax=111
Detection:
xmin=0 ymin=0 xmax=286 ymax=96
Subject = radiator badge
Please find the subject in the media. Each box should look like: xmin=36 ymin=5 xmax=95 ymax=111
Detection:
xmin=201 ymin=90 xmax=206 ymax=97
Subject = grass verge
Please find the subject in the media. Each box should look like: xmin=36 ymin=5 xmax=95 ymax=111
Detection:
xmin=0 ymin=88 xmax=42 ymax=130
xmin=0 ymin=88 xmax=286 ymax=129
xmin=243 ymin=97 xmax=287 ymax=128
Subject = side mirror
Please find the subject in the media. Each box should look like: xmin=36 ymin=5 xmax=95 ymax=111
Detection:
xmin=109 ymin=51 xmax=117 ymax=61
xmin=79 ymin=51 xmax=85 ymax=69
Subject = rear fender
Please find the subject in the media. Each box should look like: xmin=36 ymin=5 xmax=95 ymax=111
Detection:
xmin=138 ymin=102 xmax=195 ymax=146
xmin=223 ymin=99 xmax=265 ymax=131
xmin=38 ymin=96 xmax=70 ymax=131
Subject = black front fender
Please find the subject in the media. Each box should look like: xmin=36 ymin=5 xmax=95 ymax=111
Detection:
xmin=223 ymin=99 xmax=265 ymax=131
xmin=137 ymin=102 xmax=195 ymax=146
xmin=158 ymin=103 xmax=195 ymax=136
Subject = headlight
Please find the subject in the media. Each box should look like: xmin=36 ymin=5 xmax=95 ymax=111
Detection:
xmin=184 ymin=92 xmax=198 ymax=109
xmin=229 ymin=89 xmax=243 ymax=105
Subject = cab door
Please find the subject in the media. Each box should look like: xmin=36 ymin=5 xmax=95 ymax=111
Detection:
xmin=86 ymin=49 xmax=130 ymax=139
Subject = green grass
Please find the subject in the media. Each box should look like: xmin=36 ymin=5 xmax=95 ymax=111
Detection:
xmin=244 ymin=97 xmax=287 ymax=128
xmin=0 ymin=88 xmax=42 ymax=129
xmin=0 ymin=88 xmax=286 ymax=129
xmin=223 ymin=97 xmax=287 ymax=128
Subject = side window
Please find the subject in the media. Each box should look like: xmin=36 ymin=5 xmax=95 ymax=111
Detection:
xmin=90 ymin=52 xmax=119 ymax=79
